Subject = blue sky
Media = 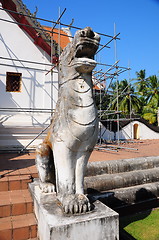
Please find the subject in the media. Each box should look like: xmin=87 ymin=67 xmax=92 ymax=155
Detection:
xmin=23 ymin=0 xmax=159 ymax=81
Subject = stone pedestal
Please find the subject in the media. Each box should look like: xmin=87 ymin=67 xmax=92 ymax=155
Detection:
xmin=29 ymin=180 xmax=119 ymax=240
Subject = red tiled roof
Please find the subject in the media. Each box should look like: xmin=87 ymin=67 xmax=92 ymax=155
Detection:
xmin=43 ymin=26 xmax=70 ymax=50
xmin=93 ymin=85 xmax=100 ymax=90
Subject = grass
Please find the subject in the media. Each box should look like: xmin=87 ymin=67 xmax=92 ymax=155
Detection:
xmin=120 ymin=208 xmax=159 ymax=240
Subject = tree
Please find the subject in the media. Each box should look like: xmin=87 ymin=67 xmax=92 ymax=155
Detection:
xmin=135 ymin=69 xmax=148 ymax=95
xmin=142 ymin=105 xmax=157 ymax=124
xmin=146 ymin=75 xmax=159 ymax=104
xmin=95 ymin=70 xmax=159 ymax=125
xmin=110 ymin=79 xmax=141 ymax=115
xmin=135 ymin=69 xmax=149 ymax=107
xmin=141 ymin=75 xmax=159 ymax=124
xmin=94 ymin=91 xmax=112 ymax=120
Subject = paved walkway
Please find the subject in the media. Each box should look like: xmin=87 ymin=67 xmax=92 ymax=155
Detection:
xmin=91 ymin=139 xmax=159 ymax=162
xmin=1 ymin=139 xmax=159 ymax=179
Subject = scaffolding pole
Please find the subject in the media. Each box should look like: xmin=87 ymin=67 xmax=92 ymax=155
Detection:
xmin=0 ymin=7 xmax=121 ymax=40
xmin=0 ymin=5 xmax=133 ymax=154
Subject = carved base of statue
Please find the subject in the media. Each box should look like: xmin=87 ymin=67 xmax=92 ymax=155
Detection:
xmin=29 ymin=180 xmax=119 ymax=240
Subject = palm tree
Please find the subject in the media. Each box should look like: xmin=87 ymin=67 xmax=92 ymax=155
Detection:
xmin=135 ymin=69 xmax=149 ymax=108
xmin=135 ymin=69 xmax=148 ymax=94
xmin=110 ymin=79 xmax=141 ymax=115
xmin=141 ymin=75 xmax=159 ymax=124
xmin=146 ymin=75 xmax=159 ymax=104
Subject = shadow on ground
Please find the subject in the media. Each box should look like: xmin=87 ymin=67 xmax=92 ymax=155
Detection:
xmin=87 ymin=188 xmax=159 ymax=240
xmin=0 ymin=152 xmax=36 ymax=177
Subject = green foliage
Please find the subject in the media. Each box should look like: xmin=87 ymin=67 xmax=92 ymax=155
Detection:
xmin=94 ymin=69 xmax=159 ymax=125
xmin=110 ymin=79 xmax=142 ymax=115
xmin=142 ymin=105 xmax=158 ymax=124
xmin=135 ymin=69 xmax=148 ymax=96
xmin=142 ymin=112 xmax=157 ymax=124
xmin=138 ymin=72 xmax=159 ymax=124
xmin=94 ymin=92 xmax=113 ymax=120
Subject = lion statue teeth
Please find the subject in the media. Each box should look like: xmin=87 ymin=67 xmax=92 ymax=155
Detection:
xmin=36 ymin=27 xmax=100 ymax=214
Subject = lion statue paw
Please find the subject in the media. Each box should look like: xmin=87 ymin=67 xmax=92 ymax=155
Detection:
xmin=59 ymin=194 xmax=92 ymax=214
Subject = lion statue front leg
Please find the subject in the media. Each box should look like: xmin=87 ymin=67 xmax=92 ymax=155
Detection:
xmin=53 ymin=141 xmax=92 ymax=214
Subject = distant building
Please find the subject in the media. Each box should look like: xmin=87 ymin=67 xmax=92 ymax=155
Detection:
xmin=101 ymin=117 xmax=159 ymax=141
xmin=0 ymin=0 xmax=70 ymax=149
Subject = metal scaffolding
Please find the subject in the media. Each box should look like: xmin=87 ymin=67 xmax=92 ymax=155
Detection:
xmin=0 ymin=4 xmax=134 ymax=153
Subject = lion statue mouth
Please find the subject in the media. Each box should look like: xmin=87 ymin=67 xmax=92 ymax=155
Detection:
xmin=71 ymin=27 xmax=100 ymax=73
